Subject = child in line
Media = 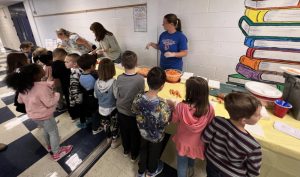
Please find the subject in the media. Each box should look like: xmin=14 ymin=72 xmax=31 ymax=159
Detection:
xmin=6 ymin=52 xmax=29 ymax=113
xmin=33 ymin=49 xmax=53 ymax=82
xmin=132 ymin=67 xmax=171 ymax=177
xmin=77 ymin=54 xmax=101 ymax=134
xmin=64 ymin=53 xmax=84 ymax=121
xmin=19 ymin=41 xmax=33 ymax=63
xmin=169 ymin=77 xmax=215 ymax=177
xmin=115 ymin=50 xmax=144 ymax=162
xmin=52 ymin=48 xmax=71 ymax=112
xmin=5 ymin=64 xmax=73 ymax=161
xmin=202 ymin=92 xmax=262 ymax=177
xmin=94 ymin=58 xmax=120 ymax=148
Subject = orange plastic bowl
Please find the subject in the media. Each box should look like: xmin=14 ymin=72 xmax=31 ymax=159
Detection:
xmin=165 ymin=69 xmax=182 ymax=83
xmin=137 ymin=67 xmax=150 ymax=77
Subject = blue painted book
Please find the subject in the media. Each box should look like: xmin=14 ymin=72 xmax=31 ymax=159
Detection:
xmin=245 ymin=37 xmax=300 ymax=50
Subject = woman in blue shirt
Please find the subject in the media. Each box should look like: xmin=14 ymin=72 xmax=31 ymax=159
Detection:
xmin=146 ymin=14 xmax=188 ymax=71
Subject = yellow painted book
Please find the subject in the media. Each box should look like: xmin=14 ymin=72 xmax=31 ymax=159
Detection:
xmin=245 ymin=8 xmax=300 ymax=23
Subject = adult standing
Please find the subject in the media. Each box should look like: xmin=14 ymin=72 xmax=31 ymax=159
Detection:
xmin=56 ymin=28 xmax=93 ymax=55
xmin=146 ymin=14 xmax=188 ymax=71
xmin=89 ymin=22 xmax=122 ymax=63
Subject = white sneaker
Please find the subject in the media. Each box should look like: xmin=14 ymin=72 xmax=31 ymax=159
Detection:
xmin=92 ymin=127 xmax=103 ymax=135
xmin=111 ymin=138 xmax=121 ymax=149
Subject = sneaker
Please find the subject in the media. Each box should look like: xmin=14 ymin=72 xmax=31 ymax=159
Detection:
xmin=56 ymin=107 xmax=67 ymax=113
xmin=123 ymin=150 xmax=129 ymax=157
xmin=136 ymin=172 xmax=146 ymax=177
xmin=92 ymin=127 xmax=103 ymax=135
xmin=52 ymin=145 xmax=73 ymax=161
xmin=147 ymin=161 xmax=164 ymax=177
xmin=187 ymin=167 xmax=194 ymax=177
xmin=111 ymin=138 xmax=121 ymax=149
xmin=76 ymin=122 xmax=87 ymax=129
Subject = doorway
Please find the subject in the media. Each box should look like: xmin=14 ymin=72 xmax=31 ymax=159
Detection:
xmin=8 ymin=2 xmax=36 ymax=45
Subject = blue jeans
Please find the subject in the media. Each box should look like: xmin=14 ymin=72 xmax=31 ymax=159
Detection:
xmin=34 ymin=116 xmax=60 ymax=153
xmin=177 ymin=154 xmax=195 ymax=177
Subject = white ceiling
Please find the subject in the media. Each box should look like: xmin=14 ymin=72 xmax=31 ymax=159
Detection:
xmin=0 ymin=0 xmax=23 ymax=8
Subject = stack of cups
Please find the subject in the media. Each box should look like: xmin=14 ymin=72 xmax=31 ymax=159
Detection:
xmin=273 ymin=100 xmax=293 ymax=118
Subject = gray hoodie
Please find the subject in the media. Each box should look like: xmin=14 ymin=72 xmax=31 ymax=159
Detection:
xmin=94 ymin=78 xmax=117 ymax=108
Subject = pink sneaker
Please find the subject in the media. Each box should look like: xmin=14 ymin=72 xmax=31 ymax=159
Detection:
xmin=52 ymin=145 xmax=73 ymax=161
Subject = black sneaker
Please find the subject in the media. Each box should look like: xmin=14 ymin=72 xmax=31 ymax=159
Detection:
xmin=56 ymin=107 xmax=67 ymax=112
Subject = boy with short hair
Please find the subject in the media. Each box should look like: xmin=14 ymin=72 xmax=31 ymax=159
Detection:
xmin=132 ymin=67 xmax=171 ymax=177
xmin=20 ymin=41 xmax=33 ymax=63
xmin=77 ymin=54 xmax=101 ymax=134
xmin=115 ymin=50 xmax=145 ymax=162
xmin=52 ymin=48 xmax=71 ymax=112
xmin=64 ymin=53 xmax=84 ymax=121
xmin=202 ymin=92 xmax=262 ymax=177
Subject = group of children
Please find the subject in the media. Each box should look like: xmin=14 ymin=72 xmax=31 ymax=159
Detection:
xmin=5 ymin=47 xmax=263 ymax=177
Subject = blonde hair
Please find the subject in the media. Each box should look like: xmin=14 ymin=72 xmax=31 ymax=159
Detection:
xmin=56 ymin=28 xmax=74 ymax=37
xmin=32 ymin=47 xmax=47 ymax=58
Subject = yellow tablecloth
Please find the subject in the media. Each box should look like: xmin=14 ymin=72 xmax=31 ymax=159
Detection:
xmin=115 ymin=66 xmax=300 ymax=177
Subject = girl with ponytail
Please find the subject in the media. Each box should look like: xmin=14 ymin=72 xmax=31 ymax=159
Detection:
xmin=167 ymin=77 xmax=215 ymax=177
xmin=5 ymin=64 xmax=73 ymax=161
xmin=146 ymin=13 xmax=188 ymax=71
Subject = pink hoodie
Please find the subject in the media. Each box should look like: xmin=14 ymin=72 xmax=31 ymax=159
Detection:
xmin=18 ymin=82 xmax=60 ymax=120
xmin=172 ymin=102 xmax=215 ymax=159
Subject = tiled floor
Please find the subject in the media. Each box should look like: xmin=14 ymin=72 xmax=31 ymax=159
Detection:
xmin=0 ymin=51 xmax=207 ymax=177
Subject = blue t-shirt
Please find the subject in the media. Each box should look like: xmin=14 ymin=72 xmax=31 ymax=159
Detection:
xmin=79 ymin=73 xmax=97 ymax=91
xmin=158 ymin=31 xmax=188 ymax=71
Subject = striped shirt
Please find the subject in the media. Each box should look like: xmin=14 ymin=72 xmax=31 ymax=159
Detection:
xmin=202 ymin=117 xmax=262 ymax=177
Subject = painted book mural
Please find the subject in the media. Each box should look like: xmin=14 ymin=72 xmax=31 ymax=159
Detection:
xmin=234 ymin=0 xmax=300 ymax=85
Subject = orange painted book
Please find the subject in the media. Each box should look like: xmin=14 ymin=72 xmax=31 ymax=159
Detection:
xmin=239 ymin=55 xmax=300 ymax=72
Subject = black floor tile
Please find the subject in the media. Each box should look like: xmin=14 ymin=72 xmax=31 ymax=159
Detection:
xmin=0 ymin=133 xmax=48 ymax=177
xmin=22 ymin=118 xmax=37 ymax=131
xmin=1 ymin=94 xmax=15 ymax=105
xmin=0 ymin=106 xmax=15 ymax=124
xmin=58 ymin=128 xmax=106 ymax=174
xmin=0 ymin=81 xmax=6 ymax=88
xmin=0 ymin=70 xmax=6 ymax=76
